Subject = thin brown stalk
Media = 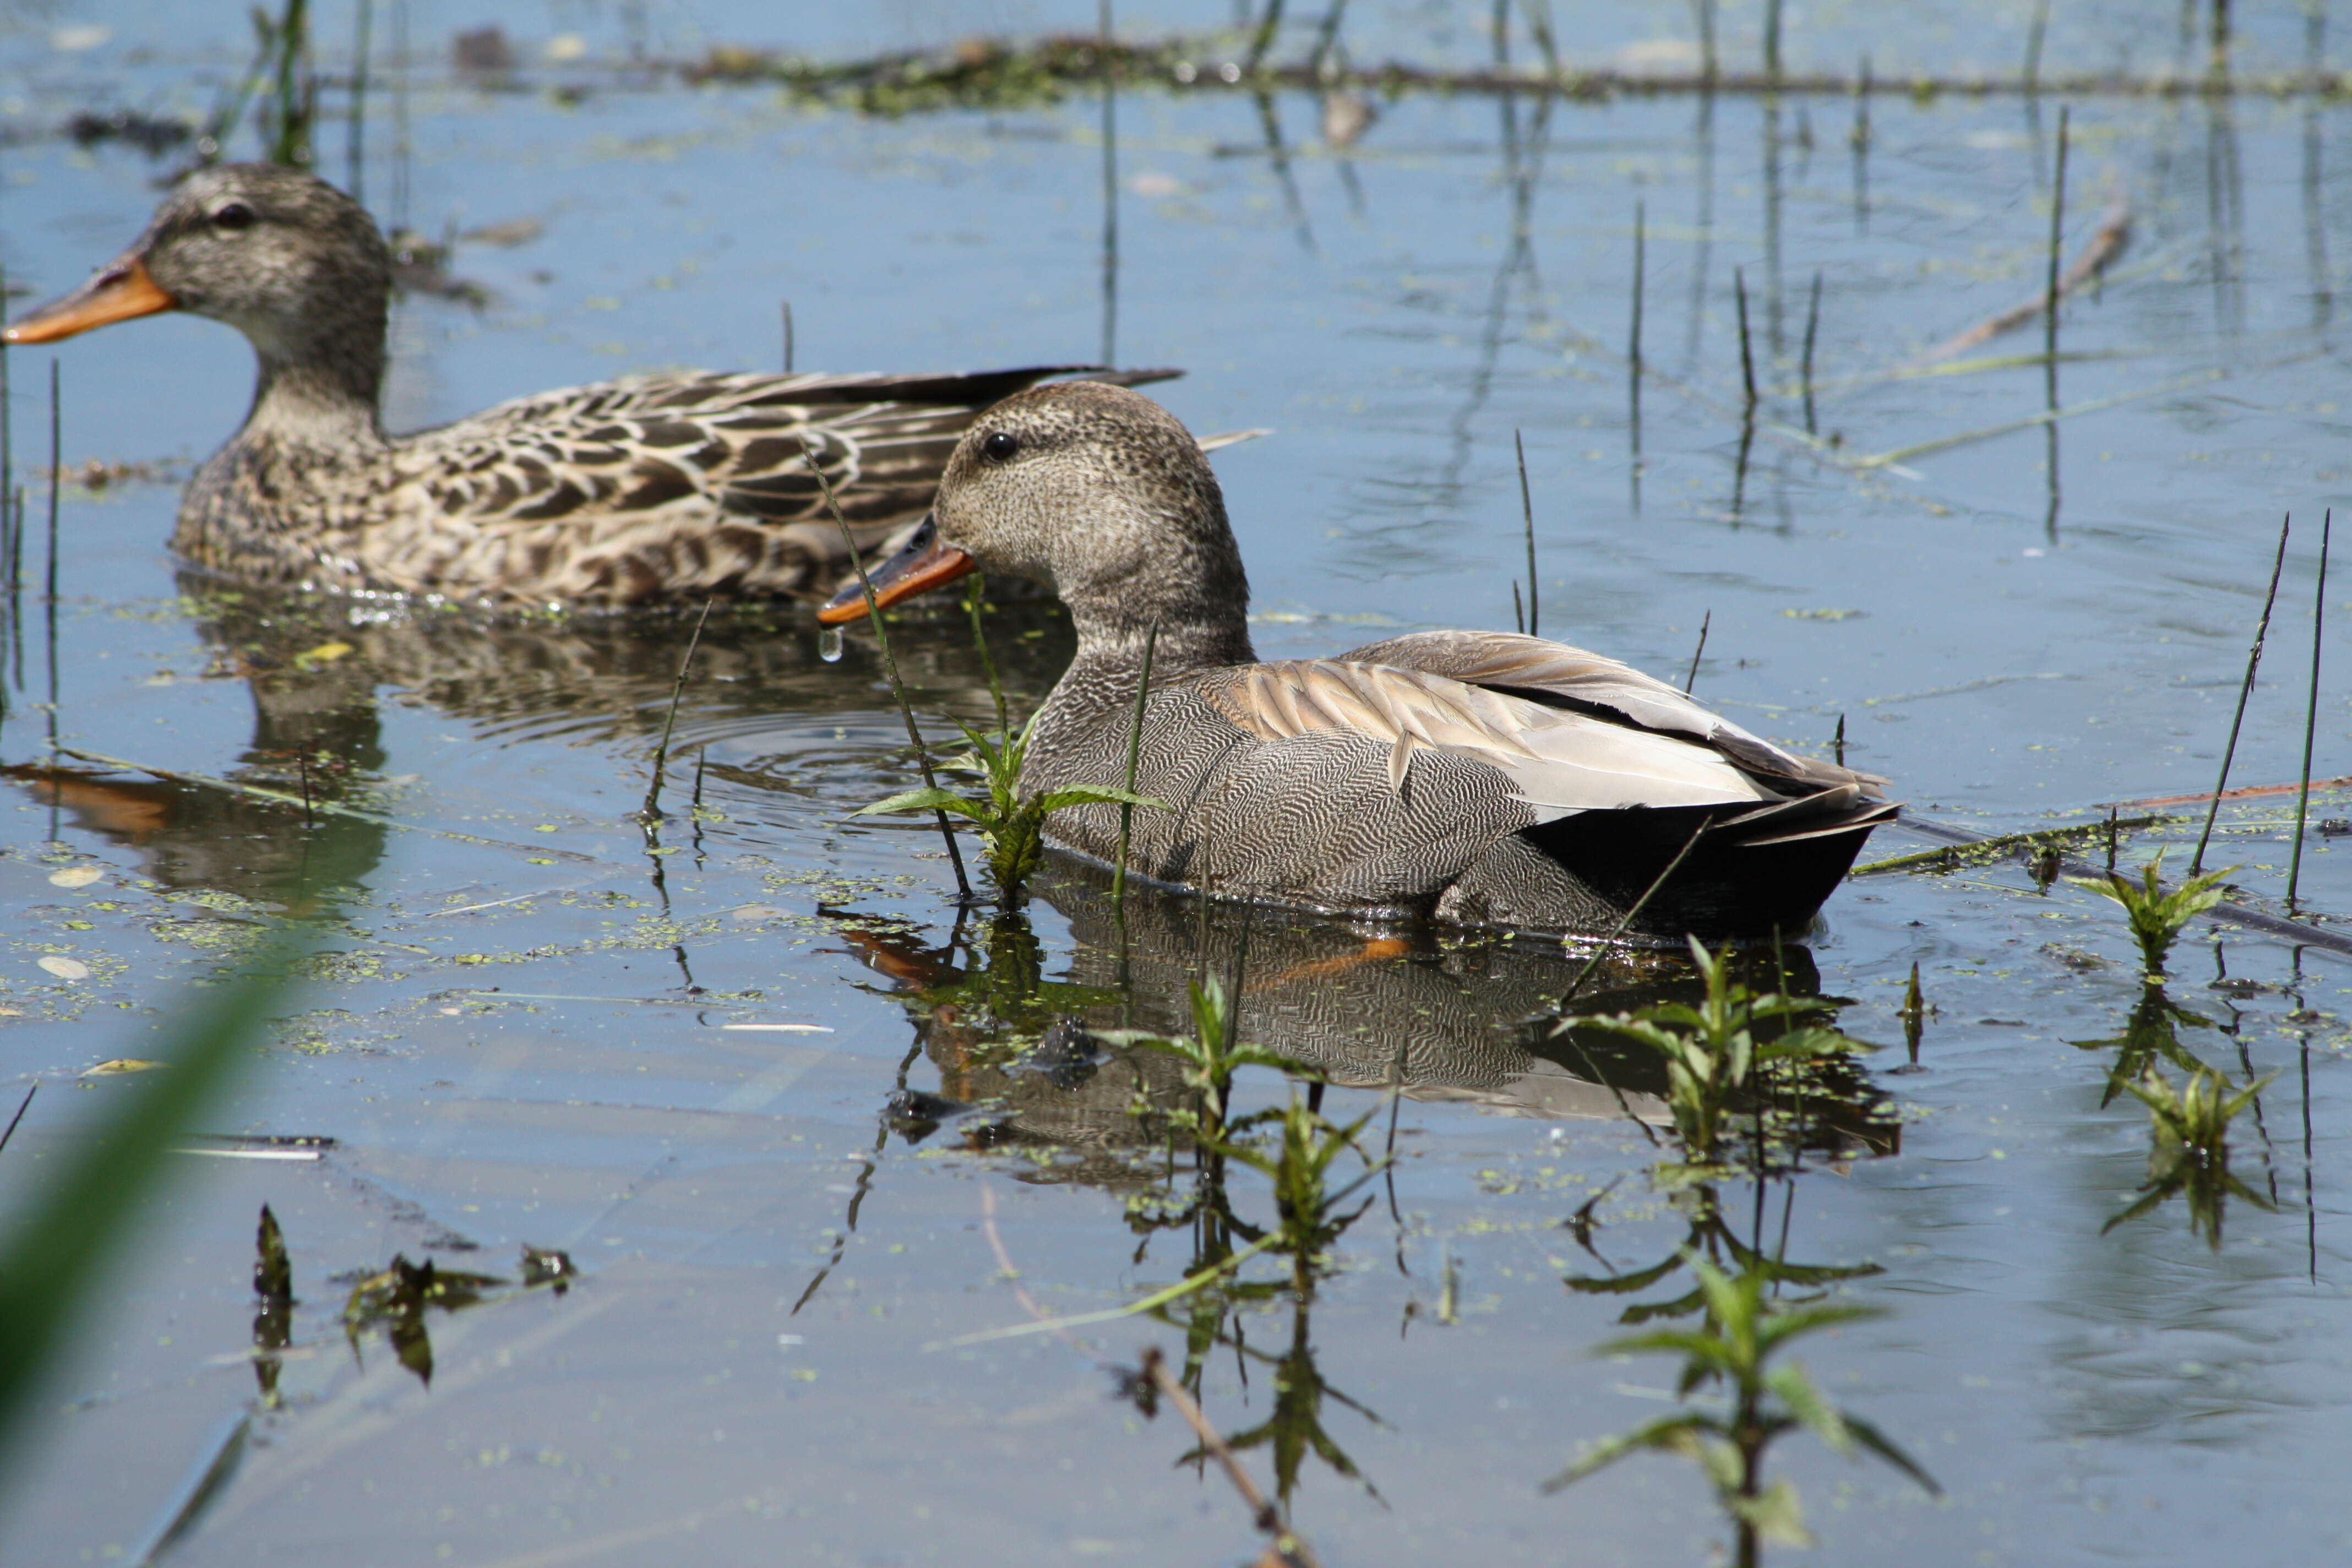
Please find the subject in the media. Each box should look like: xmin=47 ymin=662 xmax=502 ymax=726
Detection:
xmin=1515 ymin=428 xmax=1539 ymax=639
xmin=637 ymin=598 xmax=712 ymax=824
xmin=2288 ymin=509 xmax=2331 ymax=911
xmin=1555 ymin=820 xmax=1708 ymax=1008
xmin=0 ymin=1084 xmax=34 ymax=1155
xmin=803 ymin=440 xmax=973 ymax=902
xmin=1114 ymin=623 xmax=1158 ymax=903
xmin=1141 ymin=1346 xmax=1321 ymax=1567
xmin=2192 ymin=513 xmax=2292 ymax=874
xmin=1734 ymin=266 xmax=1757 ymax=412
xmin=1684 ymin=609 xmax=1711 ymax=693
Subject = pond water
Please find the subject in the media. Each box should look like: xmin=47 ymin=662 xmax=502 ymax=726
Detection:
xmin=2 ymin=4 xmax=2351 ymax=1565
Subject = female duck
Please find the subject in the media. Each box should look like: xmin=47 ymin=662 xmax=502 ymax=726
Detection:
xmin=4 ymin=164 xmax=1164 ymax=607
xmin=821 ymin=382 xmax=1896 ymax=939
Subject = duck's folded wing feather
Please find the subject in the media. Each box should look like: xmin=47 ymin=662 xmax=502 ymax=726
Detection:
xmin=398 ymin=368 xmax=1180 ymax=532
xmin=1197 ymin=660 xmax=1780 ymax=821
xmin=1335 ymin=629 xmax=1887 ymax=797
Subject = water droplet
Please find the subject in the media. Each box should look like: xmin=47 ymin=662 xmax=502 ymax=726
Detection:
xmin=817 ymin=626 xmax=843 ymax=663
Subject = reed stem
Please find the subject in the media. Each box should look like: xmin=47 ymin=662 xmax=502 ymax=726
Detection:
xmin=2288 ymin=509 xmax=2331 ymax=912
xmin=637 ymin=598 xmax=712 ymax=824
xmin=804 ymin=443 xmax=974 ymax=902
xmin=1515 ymin=428 xmax=1539 ymax=639
xmin=1800 ymin=268 xmax=1822 ymax=434
xmin=1685 ymin=609 xmax=1711 ymax=693
xmin=1114 ymin=623 xmax=1158 ymax=905
xmin=1630 ymin=201 xmax=1646 ymax=480
xmin=2191 ymin=512 xmax=2293 ymax=875
xmin=1734 ymin=265 xmax=1758 ymax=413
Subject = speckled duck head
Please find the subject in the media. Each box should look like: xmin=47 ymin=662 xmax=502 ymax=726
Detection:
xmin=820 ymin=382 xmax=1254 ymax=662
xmin=6 ymin=164 xmax=392 ymax=417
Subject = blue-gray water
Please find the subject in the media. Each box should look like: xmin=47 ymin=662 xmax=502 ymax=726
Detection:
xmin=1 ymin=4 xmax=2350 ymax=1564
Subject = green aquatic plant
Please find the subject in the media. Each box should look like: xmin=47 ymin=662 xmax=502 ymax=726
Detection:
xmin=855 ymin=713 xmax=1163 ymax=905
xmin=1544 ymin=1254 xmax=1936 ymax=1565
xmin=2106 ymin=1063 xmax=2278 ymax=1250
xmin=1564 ymin=939 xmax=1871 ymax=1167
xmin=2068 ymin=851 xmax=2235 ymax=978
xmin=1122 ymin=974 xmax=1313 ymax=1147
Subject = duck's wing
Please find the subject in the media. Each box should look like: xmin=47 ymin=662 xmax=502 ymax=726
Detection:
xmin=1333 ymin=629 xmax=1886 ymax=798
xmin=398 ymin=366 xmax=1179 ymax=532
xmin=1196 ymin=659 xmax=1782 ymax=822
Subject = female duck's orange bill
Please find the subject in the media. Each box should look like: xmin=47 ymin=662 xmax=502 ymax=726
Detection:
xmin=3 ymin=257 xmax=175 ymax=345
xmin=817 ymin=514 xmax=974 ymax=624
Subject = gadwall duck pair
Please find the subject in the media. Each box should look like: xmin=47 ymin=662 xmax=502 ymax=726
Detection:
xmin=822 ymin=383 xmax=1896 ymax=939
xmin=4 ymin=164 xmax=1173 ymax=606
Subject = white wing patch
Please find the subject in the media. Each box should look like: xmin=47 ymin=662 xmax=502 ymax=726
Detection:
xmin=1202 ymin=660 xmax=1779 ymax=820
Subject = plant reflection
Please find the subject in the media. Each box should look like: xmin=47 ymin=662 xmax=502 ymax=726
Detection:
xmin=2106 ymin=1061 xmax=2278 ymax=1249
xmin=1544 ymin=1253 xmax=1937 ymax=1568
xmin=337 ymin=1245 xmax=571 ymax=1388
xmin=2071 ymin=982 xmax=2216 ymax=1106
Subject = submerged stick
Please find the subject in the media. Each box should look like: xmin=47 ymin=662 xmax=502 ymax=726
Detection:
xmin=1113 ymin=623 xmax=1158 ymax=903
xmin=636 ymin=598 xmax=713 ymax=824
xmin=1924 ymin=196 xmax=2129 ymax=362
xmin=2288 ymin=509 xmax=2331 ymax=912
xmin=2193 ymin=513 xmax=2293 ymax=875
xmin=1140 ymin=1346 xmax=1324 ymax=1568
xmin=1515 ymin=428 xmax=1539 ymax=639
xmin=803 ymin=440 xmax=973 ymax=902
xmin=1684 ymin=609 xmax=1711 ymax=693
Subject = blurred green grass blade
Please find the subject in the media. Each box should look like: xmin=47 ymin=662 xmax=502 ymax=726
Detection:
xmin=0 ymin=937 xmax=305 ymax=1441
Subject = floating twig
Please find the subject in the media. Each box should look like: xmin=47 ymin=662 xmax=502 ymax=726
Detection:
xmin=1879 ymin=814 xmax=2352 ymax=957
xmin=2193 ymin=513 xmax=2293 ymax=875
xmin=1924 ymin=195 xmax=2129 ymax=362
xmin=2289 ymin=509 xmax=2331 ymax=912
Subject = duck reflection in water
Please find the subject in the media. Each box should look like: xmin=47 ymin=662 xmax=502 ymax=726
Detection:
xmin=831 ymin=859 xmax=1898 ymax=1171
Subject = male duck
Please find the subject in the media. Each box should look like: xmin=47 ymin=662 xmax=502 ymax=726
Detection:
xmin=820 ymin=382 xmax=1897 ymax=939
xmin=4 ymin=164 xmax=1170 ymax=607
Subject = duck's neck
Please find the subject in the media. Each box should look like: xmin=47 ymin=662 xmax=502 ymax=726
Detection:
xmin=238 ymin=331 xmax=388 ymax=457
xmin=1028 ymin=600 xmax=1256 ymax=765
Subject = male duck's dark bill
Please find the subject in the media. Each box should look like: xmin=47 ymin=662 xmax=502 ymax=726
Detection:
xmin=816 ymin=513 xmax=974 ymax=624
xmin=3 ymin=256 xmax=175 ymax=346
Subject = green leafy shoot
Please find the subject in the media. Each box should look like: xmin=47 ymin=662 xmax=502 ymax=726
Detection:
xmin=1543 ymin=1254 xmax=1936 ymax=1558
xmin=1118 ymin=975 xmax=1315 ymax=1146
xmin=2106 ymin=1063 xmax=2279 ymax=1249
xmin=2067 ymin=850 xmax=2236 ymax=978
xmin=855 ymin=711 xmax=1164 ymax=904
xmin=1565 ymin=939 xmax=1870 ymax=1167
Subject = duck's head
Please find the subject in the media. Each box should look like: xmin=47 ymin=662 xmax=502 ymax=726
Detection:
xmin=819 ymin=381 xmax=1250 ymax=643
xmin=4 ymin=164 xmax=390 ymax=371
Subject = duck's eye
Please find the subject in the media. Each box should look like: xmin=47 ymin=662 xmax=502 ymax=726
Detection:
xmin=211 ymin=202 xmax=257 ymax=231
xmin=981 ymin=430 xmax=1020 ymax=462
